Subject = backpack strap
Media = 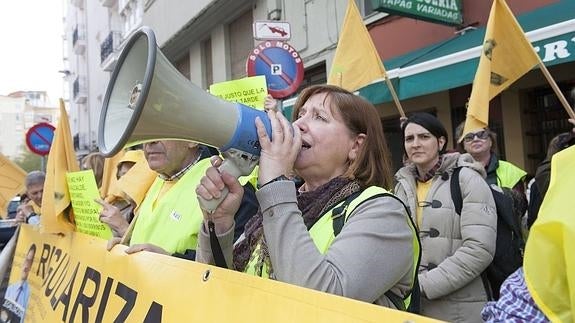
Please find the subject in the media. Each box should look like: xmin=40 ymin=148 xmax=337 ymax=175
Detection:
xmin=450 ymin=167 xmax=463 ymax=215
xmin=449 ymin=166 xmax=497 ymax=300
xmin=331 ymin=191 xmax=421 ymax=313
xmin=331 ymin=191 xmax=362 ymax=236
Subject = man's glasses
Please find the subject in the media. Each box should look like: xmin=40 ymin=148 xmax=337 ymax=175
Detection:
xmin=463 ymin=130 xmax=489 ymax=143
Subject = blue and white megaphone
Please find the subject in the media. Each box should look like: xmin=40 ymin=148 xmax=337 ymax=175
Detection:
xmin=98 ymin=26 xmax=272 ymax=212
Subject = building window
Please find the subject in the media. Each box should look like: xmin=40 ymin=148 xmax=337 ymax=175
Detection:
xmin=176 ymin=54 xmax=190 ymax=80
xmin=523 ymin=83 xmax=575 ymax=173
xmin=292 ymin=62 xmax=327 ymax=99
xmin=202 ymin=38 xmax=213 ymax=88
xmin=229 ymin=10 xmax=254 ymax=79
xmin=120 ymin=0 xmax=143 ymax=37
xmin=355 ymin=0 xmax=376 ymax=17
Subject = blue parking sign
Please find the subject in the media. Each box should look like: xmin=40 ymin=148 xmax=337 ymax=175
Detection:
xmin=25 ymin=122 xmax=55 ymax=156
xmin=246 ymin=41 xmax=304 ymax=98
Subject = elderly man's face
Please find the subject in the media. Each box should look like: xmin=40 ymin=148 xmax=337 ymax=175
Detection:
xmin=27 ymin=183 xmax=43 ymax=207
xmin=143 ymin=141 xmax=196 ymax=176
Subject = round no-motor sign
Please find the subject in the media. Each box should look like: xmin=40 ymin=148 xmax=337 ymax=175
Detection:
xmin=246 ymin=40 xmax=304 ymax=98
xmin=25 ymin=122 xmax=55 ymax=156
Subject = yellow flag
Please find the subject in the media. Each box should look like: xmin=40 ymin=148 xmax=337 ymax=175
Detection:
xmin=0 ymin=153 xmax=26 ymax=217
xmin=105 ymin=150 xmax=156 ymax=208
xmin=99 ymin=150 xmax=125 ymax=198
xmin=41 ymin=99 xmax=79 ymax=232
xmin=524 ymin=145 xmax=575 ymax=322
xmin=327 ymin=0 xmax=386 ymax=91
xmin=461 ymin=0 xmax=540 ymax=138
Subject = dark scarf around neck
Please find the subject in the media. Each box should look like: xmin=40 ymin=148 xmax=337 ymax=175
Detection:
xmin=233 ymin=177 xmax=361 ymax=276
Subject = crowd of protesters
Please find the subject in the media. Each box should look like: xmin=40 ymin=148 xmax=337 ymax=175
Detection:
xmin=3 ymin=88 xmax=574 ymax=322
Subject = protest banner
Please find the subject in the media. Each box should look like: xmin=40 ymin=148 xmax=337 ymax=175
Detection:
xmin=66 ymin=170 xmax=112 ymax=239
xmin=7 ymin=225 xmax=440 ymax=322
xmin=209 ymin=75 xmax=268 ymax=110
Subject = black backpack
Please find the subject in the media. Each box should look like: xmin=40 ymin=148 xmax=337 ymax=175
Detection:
xmin=450 ymin=167 xmax=525 ymax=300
xmin=332 ymin=192 xmax=421 ymax=313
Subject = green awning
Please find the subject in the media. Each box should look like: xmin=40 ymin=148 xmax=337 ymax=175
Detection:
xmin=359 ymin=0 xmax=575 ymax=105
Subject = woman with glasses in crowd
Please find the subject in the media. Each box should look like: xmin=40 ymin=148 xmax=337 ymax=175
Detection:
xmin=394 ymin=112 xmax=496 ymax=322
xmin=455 ymin=124 xmax=527 ymax=195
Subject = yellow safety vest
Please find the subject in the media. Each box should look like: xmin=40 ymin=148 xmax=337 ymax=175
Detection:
xmin=130 ymin=158 xmax=257 ymax=254
xmin=245 ymin=186 xmax=420 ymax=310
xmin=130 ymin=158 xmax=212 ymax=254
xmin=496 ymin=160 xmax=526 ymax=188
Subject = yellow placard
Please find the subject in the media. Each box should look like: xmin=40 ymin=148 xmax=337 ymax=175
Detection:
xmin=66 ymin=170 xmax=112 ymax=239
xmin=9 ymin=225 xmax=442 ymax=323
xmin=209 ymin=75 xmax=268 ymax=110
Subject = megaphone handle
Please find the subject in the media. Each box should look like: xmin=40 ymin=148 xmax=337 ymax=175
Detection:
xmin=198 ymin=158 xmax=244 ymax=213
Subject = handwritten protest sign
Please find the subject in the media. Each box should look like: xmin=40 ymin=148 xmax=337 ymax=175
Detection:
xmin=209 ymin=75 xmax=268 ymax=110
xmin=66 ymin=170 xmax=112 ymax=239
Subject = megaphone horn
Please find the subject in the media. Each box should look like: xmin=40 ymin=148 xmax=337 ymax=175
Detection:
xmin=98 ymin=26 xmax=272 ymax=211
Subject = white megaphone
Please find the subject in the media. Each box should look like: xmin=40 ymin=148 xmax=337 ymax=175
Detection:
xmin=98 ymin=26 xmax=272 ymax=212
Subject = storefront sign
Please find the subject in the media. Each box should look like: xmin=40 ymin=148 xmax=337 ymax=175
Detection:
xmin=371 ymin=0 xmax=463 ymax=26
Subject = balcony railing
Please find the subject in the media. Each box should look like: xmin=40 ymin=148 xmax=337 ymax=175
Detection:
xmin=73 ymin=76 xmax=87 ymax=104
xmin=100 ymin=0 xmax=117 ymax=7
xmin=72 ymin=25 xmax=86 ymax=55
xmin=100 ymin=31 xmax=123 ymax=71
xmin=72 ymin=28 xmax=79 ymax=46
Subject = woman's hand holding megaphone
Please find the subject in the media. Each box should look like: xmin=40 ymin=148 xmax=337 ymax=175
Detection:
xmin=197 ymin=110 xmax=300 ymax=233
xmin=255 ymin=110 xmax=301 ymax=186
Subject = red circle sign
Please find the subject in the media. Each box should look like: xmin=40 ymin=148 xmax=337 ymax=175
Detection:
xmin=25 ymin=122 xmax=55 ymax=156
xmin=246 ymin=41 xmax=304 ymax=98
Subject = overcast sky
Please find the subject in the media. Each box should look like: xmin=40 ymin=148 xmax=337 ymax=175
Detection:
xmin=0 ymin=0 xmax=65 ymax=105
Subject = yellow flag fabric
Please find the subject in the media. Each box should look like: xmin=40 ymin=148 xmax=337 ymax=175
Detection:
xmin=40 ymin=99 xmax=79 ymax=232
xmin=461 ymin=0 xmax=540 ymax=139
xmin=105 ymin=150 xmax=156 ymax=209
xmin=327 ymin=0 xmax=386 ymax=92
xmin=524 ymin=145 xmax=575 ymax=322
xmin=99 ymin=150 xmax=125 ymax=198
xmin=0 ymin=153 xmax=26 ymax=217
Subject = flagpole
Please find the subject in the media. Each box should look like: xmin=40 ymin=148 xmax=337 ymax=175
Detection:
xmin=383 ymin=76 xmax=406 ymax=118
xmin=537 ymin=61 xmax=575 ymax=120
xmin=120 ymin=212 xmax=137 ymax=245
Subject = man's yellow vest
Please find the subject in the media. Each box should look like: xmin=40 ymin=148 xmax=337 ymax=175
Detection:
xmin=130 ymin=158 xmax=212 ymax=254
xmin=245 ymin=186 xmax=420 ymax=310
xmin=130 ymin=158 xmax=258 ymax=254
xmin=496 ymin=160 xmax=526 ymax=189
